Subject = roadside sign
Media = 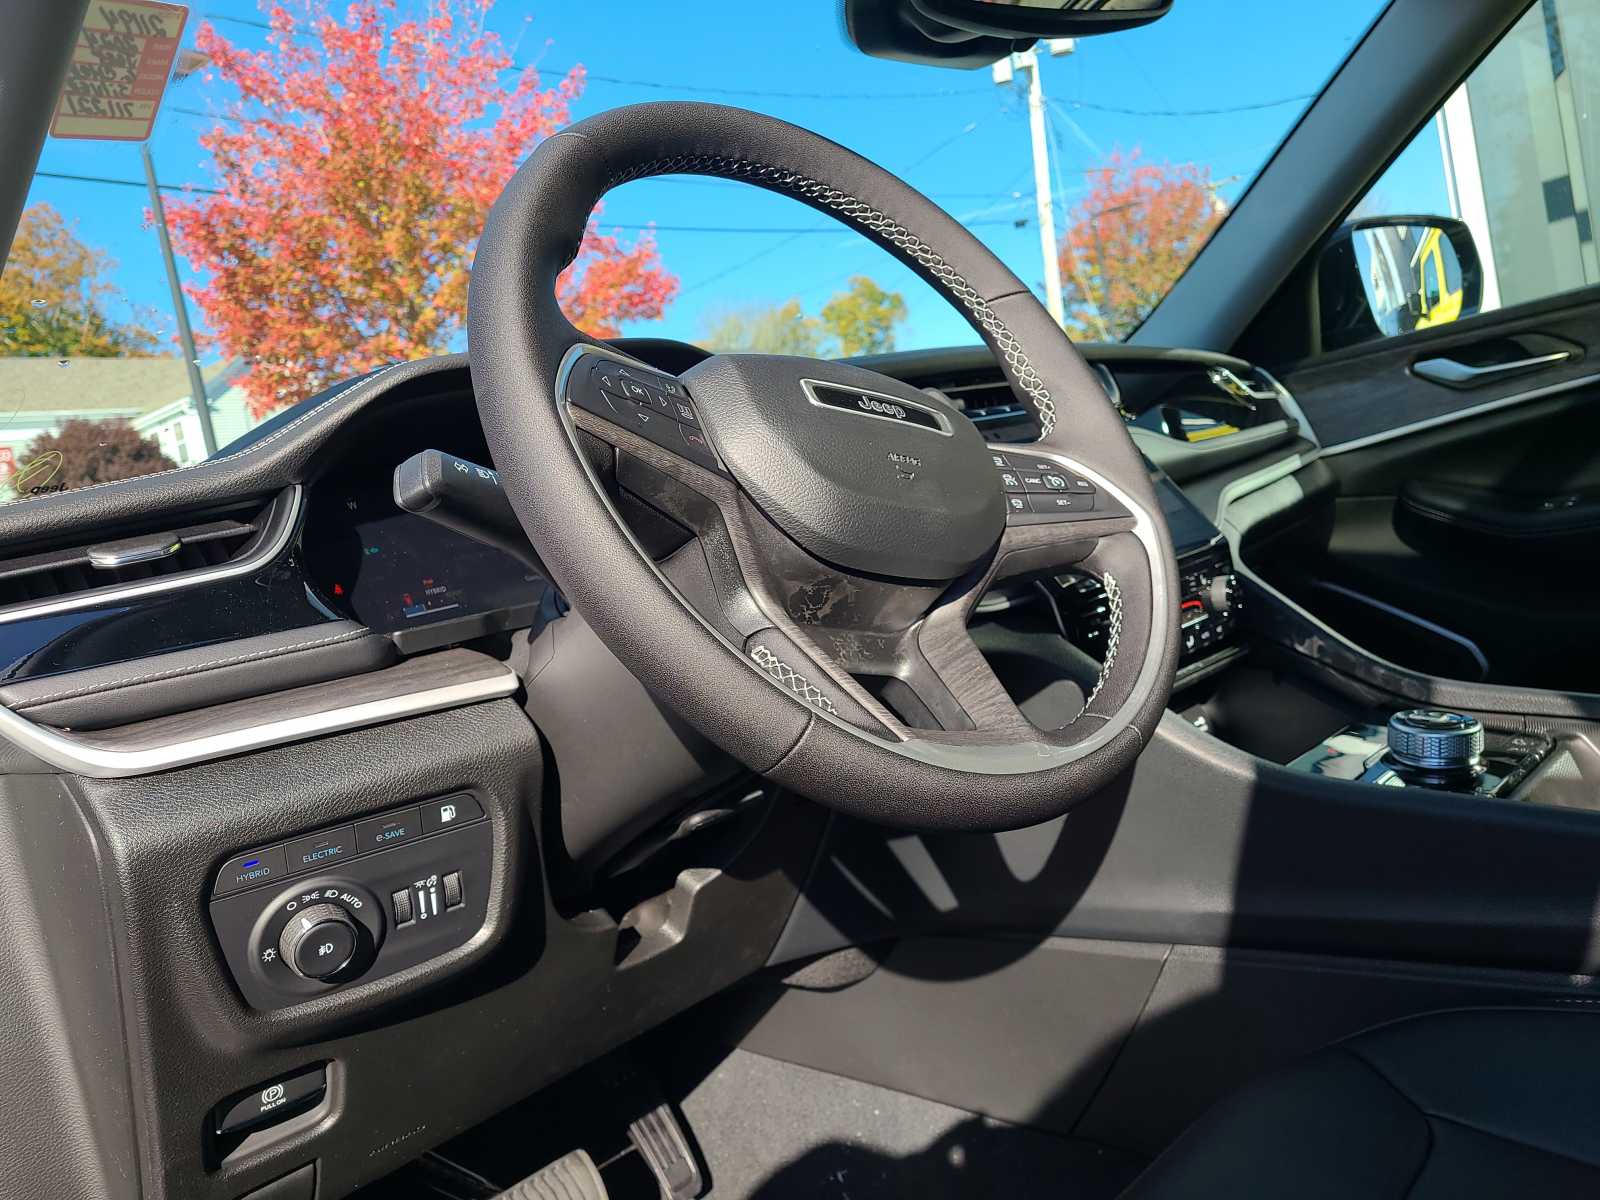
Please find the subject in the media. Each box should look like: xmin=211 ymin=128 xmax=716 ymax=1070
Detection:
xmin=50 ymin=2 xmax=188 ymax=143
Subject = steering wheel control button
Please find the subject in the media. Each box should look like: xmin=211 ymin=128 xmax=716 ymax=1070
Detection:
xmin=634 ymin=384 xmax=672 ymax=414
xmin=284 ymin=827 xmax=356 ymax=873
xmin=676 ymin=424 xmax=721 ymax=470
xmin=421 ymin=793 xmax=482 ymax=832
xmin=354 ymin=808 xmax=420 ymax=852
xmin=989 ymin=452 xmax=1012 ymax=468
xmin=215 ymin=846 xmax=289 ymax=897
xmin=1005 ymin=494 xmax=1028 ymax=515
xmin=997 ymin=468 xmax=1026 ymax=494
xmin=1027 ymin=491 xmax=1094 ymax=515
xmin=215 ymin=1067 xmax=327 ymax=1137
xmin=670 ymin=397 xmax=700 ymax=426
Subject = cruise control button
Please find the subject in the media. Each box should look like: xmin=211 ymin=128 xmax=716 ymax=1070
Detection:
xmin=1004 ymin=494 xmax=1029 ymax=516
xmin=354 ymin=808 xmax=420 ymax=852
xmin=1040 ymin=472 xmax=1070 ymax=491
xmin=1018 ymin=472 xmax=1048 ymax=491
xmin=997 ymin=469 xmax=1026 ymax=494
xmin=1026 ymin=491 xmax=1094 ymax=515
xmin=1066 ymin=474 xmax=1096 ymax=494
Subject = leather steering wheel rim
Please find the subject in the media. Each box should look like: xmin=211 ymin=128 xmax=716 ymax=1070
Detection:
xmin=470 ymin=102 xmax=1179 ymax=832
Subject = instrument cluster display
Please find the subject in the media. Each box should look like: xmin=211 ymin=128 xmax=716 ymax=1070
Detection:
xmin=302 ymin=481 xmax=543 ymax=637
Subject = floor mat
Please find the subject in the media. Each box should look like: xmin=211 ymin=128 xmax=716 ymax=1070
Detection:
xmin=671 ymin=1049 xmax=1145 ymax=1200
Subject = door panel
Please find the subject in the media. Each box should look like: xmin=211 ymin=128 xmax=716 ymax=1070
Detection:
xmin=1280 ymin=289 xmax=1600 ymax=448
xmin=1262 ymin=292 xmax=1600 ymax=689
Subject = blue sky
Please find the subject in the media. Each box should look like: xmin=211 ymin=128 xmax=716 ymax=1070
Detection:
xmin=21 ymin=0 xmax=1434 ymax=361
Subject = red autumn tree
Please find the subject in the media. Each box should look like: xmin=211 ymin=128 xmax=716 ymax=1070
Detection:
xmin=168 ymin=0 xmax=677 ymax=418
xmin=1056 ymin=150 xmax=1224 ymax=341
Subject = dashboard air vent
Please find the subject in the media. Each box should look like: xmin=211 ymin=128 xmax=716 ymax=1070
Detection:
xmin=0 ymin=491 xmax=294 ymax=615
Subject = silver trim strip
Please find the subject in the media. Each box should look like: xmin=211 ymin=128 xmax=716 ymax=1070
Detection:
xmin=800 ymin=377 xmax=954 ymax=437
xmin=1321 ymin=370 xmax=1600 ymax=457
xmin=0 ymin=663 xmax=519 ymax=778
xmin=0 ymin=485 xmax=303 ymax=626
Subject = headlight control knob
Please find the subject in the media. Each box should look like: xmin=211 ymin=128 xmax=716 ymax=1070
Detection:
xmin=278 ymin=902 xmax=361 ymax=981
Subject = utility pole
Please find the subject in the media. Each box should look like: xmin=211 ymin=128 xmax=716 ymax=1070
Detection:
xmin=142 ymin=141 xmax=217 ymax=459
xmin=140 ymin=140 xmax=217 ymax=457
xmin=994 ymin=39 xmax=1075 ymax=328
xmin=144 ymin=49 xmax=219 ymax=459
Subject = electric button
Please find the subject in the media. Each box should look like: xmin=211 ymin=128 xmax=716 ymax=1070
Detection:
xmin=284 ymin=827 xmax=356 ymax=873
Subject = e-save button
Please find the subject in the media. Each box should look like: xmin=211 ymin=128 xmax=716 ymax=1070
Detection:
xmin=354 ymin=808 xmax=420 ymax=852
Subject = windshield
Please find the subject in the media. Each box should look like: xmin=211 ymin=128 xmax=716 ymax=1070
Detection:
xmin=1 ymin=0 xmax=1382 ymax=498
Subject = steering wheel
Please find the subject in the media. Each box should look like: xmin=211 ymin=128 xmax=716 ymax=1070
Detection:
xmin=470 ymin=103 xmax=1178 ymax=832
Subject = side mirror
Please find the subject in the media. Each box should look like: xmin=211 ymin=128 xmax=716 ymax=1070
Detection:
xmin=1316 ymin=216 xmax=1485 ymax=352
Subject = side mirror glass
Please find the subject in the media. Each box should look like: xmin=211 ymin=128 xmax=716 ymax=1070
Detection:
xmin=1316 ymin=217 xmax=1484 ymax=352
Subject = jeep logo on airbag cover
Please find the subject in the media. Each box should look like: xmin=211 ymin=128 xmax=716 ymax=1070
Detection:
xmin=805 ymin=381 xmax=949 ymax=434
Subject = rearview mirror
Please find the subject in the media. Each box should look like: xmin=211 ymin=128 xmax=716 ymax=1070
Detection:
xmin=1316 ymin=216 xmax=1485 ymax=352
xmin=911 ymin=0 xmax=1173 ymax=38
xmin=845 ymin=0 xmax=1172 ymax=70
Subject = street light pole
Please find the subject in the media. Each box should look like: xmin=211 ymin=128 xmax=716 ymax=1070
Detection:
xmin=995 ymin=40 xmax=1074 ymax=328
xmin=141 ymin=140 xmax=218 ymax=458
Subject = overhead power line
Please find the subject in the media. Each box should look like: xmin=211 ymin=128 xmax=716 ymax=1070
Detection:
xmin=197 ymin=12 xmax=1308 ymax=113
xmin=35 ymin=169 xmax=223 ymax=196
xmin=1059 ymin=94 xmax=1315 ymax=117
xmin=29 ymin=170 xmax=1025 ymax=235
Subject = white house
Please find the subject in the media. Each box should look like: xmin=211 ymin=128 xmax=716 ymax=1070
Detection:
xmin=0 ymin=355 xmax=266 ymax=483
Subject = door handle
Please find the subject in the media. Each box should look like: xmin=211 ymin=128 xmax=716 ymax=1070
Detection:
xmin=1412 ymin=350 xmax=1571 ymax=388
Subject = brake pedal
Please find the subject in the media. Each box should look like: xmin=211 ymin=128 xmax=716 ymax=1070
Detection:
xmin=628 ymin=1103 xmax=702 ymax=1200
xmin=493 ymin=1148 xmax=607 ymax=1200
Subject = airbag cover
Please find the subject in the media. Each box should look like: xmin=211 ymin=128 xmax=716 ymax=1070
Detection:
xmin=684 ymin=355 xmax=1004 ymax=580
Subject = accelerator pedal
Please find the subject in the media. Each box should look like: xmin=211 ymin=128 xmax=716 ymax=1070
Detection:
xmin=492 ymin=1148 xmax=607 ymax=1200
xmin=628 ymin=1102 xmax=702 ymax=1200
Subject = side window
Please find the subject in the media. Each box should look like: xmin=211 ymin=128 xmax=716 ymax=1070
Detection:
xmin=1319 ymin=0 xmax=1598 ymax=352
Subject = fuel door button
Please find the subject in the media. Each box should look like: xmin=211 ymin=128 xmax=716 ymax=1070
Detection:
xmin=420 ymin=794 xmax=482 ymax=833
